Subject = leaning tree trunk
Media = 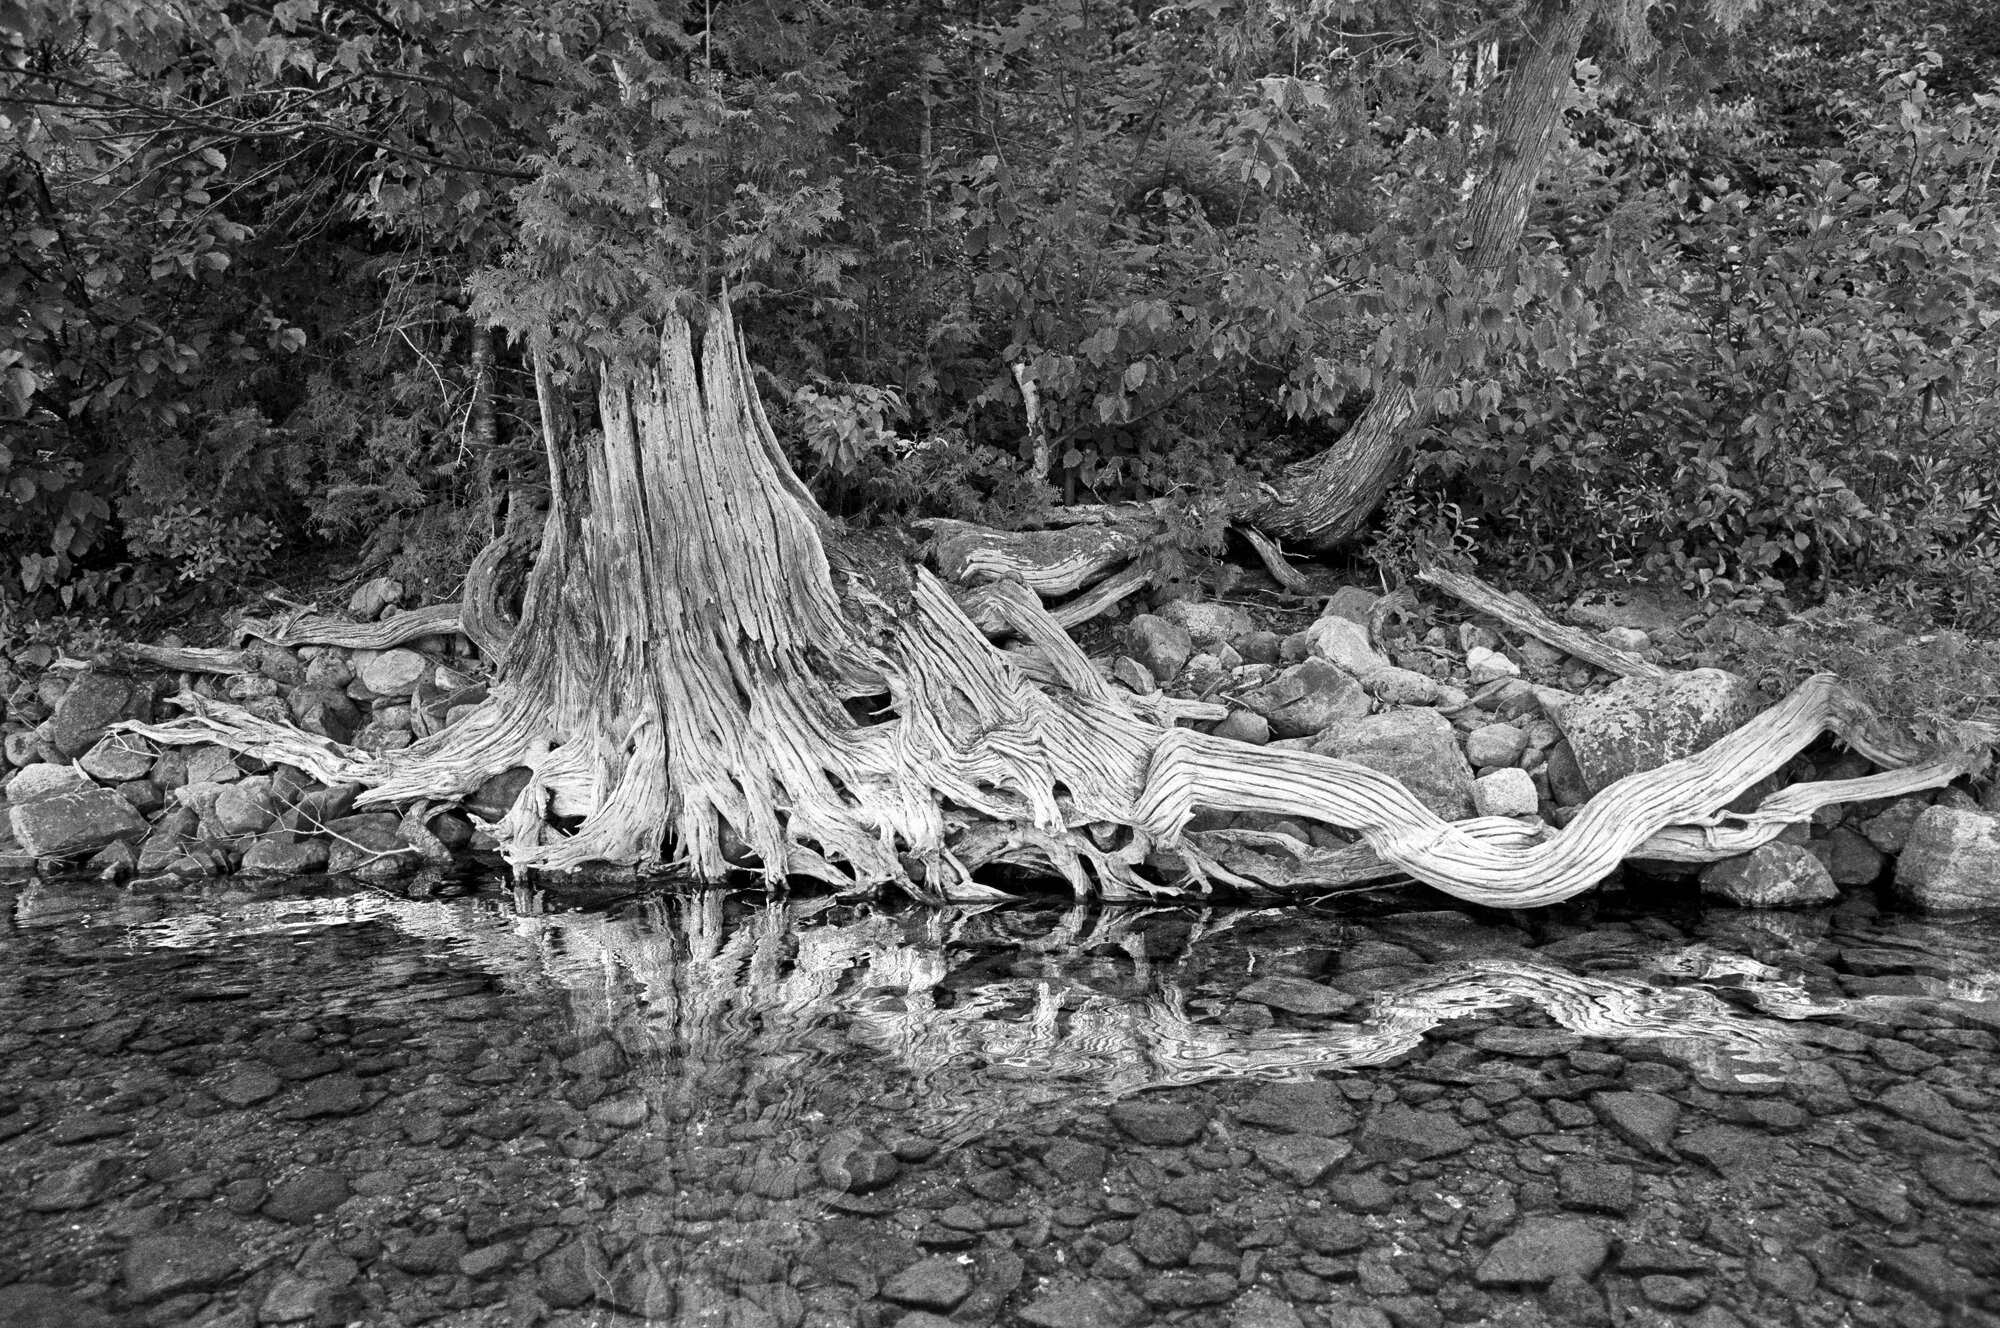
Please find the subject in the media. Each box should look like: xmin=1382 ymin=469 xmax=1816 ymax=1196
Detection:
xmin=126 ymin=299 xmax=1989 ymax=905
xmin=1254 ymin=0 xmax=1592 ymax=550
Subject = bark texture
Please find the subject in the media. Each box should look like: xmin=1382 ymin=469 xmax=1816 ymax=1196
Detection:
xmin=1255 ymin=1 xmax=1593 ymax=550
xmin=123 ymin=300 xmax=1992 ymax=907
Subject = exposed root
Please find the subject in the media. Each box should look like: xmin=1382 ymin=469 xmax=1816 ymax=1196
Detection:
xmin=1419 ymin=567 xmax=1665 ymax=681
xmin=116 ymin=303 xmax=1996 ymax=907
xmin=235 ymin=603 xmax=461 ymax=651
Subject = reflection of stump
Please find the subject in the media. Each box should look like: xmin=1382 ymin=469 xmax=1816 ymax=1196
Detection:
xmin=126 ymin=304 xmax=1990 ymax=905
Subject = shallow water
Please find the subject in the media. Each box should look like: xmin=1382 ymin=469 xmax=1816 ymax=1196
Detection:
xmin=2 ymin=872 xmax=1997 ymax=1327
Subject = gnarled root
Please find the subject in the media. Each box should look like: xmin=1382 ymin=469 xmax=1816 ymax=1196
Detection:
xmin=118 ymin=303 xmax=1995 ymax=907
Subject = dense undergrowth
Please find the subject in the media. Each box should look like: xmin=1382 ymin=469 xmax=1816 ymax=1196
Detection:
xmin=1 ymin=0 xmax=1996 ymax=648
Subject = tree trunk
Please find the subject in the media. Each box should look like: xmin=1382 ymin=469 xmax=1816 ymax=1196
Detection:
xmin=1255 ymin=0 xmax=1592 ymax=550
xmin=126 ymin=301 xmax=1985 ymax=907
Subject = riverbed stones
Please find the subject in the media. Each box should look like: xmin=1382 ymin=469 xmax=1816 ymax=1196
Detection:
xmin=1466 ymin=723 xmax=1529 ymax=768
xmin=8 ymin=786 xmax=147 ymax=858
xmin=1356 ymin=1103 xmax=1472 ymax=1160
xmin=818 ymin=1130 xmax=899 ymax=1192
xmin=1861 ymin=796 xmax=1929 ymax=853
xmin=1310 ymin=710 xmax=1476 ymax=820
xmin=123 ymin=1230 xmax=240 ymax=1301
xmin=1699 ymin=843 xmax=1838 ymax=908
xmin=5 ymin=762 xmax=90 ymax=802
xmin=240 ymin=836 xmax=330 ymax=875
xmin=1546 ymin=668 xmax=1758 ymax=794
xmin=288 ymin=686 xmax=360 ymax=744
xmin=1213 ymin=710 xmax=1271 ymax=745
xmin=1017 ymin=1280 xmax=1149 ymax=1328
xmin=1474 ymin=1219 xmax=1610 ymax=1287
xmin=212 ymin=776 xmax=279 ymax=835
xmin=0 ymin=1284 xmax=117 ymax=1328
xmin=1590 ymin=1091 xmax=1679 ymax=1157
xmin=1252 ymin=1133 xmax=1352 ymax=1184
xmin=1893 ymin=806 xmax=2000 ymax=910
xmin=1304 ymin=615 xmax=1390 ymax=677
xmin=1234 ymin=976 xmax=1355 ymax=1016
xmin=347 ymin=577 xmax=403 ymax=620
xmin=25 ymin=1157 xmax=117 ymax=1212
xmin=1810 ymin=826 xmax=1886 ymax=885
xmin=262 ymin=1168 xmax=352 ymax=1223
xmin=1111 ymin=1100 xmax=1208 ymax=1146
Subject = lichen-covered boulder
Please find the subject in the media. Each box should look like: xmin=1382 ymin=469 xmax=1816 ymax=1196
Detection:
xmin=1310 ymin=709 xmax=1476 ymax=821
xmin=1699 ymin=843 xmax=1839 ymax=908
xmin=1546 ymin=668 xmax=1759 ymax=795
xmin=8 ymin=787 xmax=147 ymax=858
xmin=1895 ymin=807 xmax=2000 ymax=911
xmin=40 ymin=670 xmax=152 ymax=759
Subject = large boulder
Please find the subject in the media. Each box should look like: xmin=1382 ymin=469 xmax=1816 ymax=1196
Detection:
xmin=9 ymin=787 xmax=148 ymax=858
xmin=1545 ymin=668 xmax=1759 ymax=795
xmin=1157 ymin=600 xmax=1254 ymax=650
xmin=1242 ymin=660 xmax=1371 ymax=739
xmin=1310 ymin=710 xmax=1476 ymax=821
xmin=41 ymin=671 xmax=152 ymax=759
xmin=1699 ymin=843 xmax=1839 ymax=908
xmin=1894 ymin=807 xmax=2000 ymax=911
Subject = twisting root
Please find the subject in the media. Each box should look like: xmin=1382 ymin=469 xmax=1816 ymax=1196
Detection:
xmin=115 ymin=304 xmax=1995 ymax=905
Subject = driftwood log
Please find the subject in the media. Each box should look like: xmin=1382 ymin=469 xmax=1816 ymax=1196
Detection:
xmin=123 ymin=303 xmax=1991 ymax=904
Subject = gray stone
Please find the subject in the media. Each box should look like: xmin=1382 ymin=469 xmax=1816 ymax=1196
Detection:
xmin=258 ymin=1275 xmax=332 ymax=1324
xmin=262 ymin=1168 xmax=352 ymax=1223
xmin=1124 ymin=615 xmax=1193 ymax=683
xmin=1247 ymin=659 xmax=1372 ymax=738
xmin=25 ymin=1157 xmax=116 ymax=1212
xmin=1810 ymin=826 xmax=1885 ymax=886
xmin=1304 ymin=615 xmax=1390 ymax=677
xmin=1322 ymin=587 xmax=1378 ymax=625
xmin=1016 ymin=1280 xmax=1149 ymax=1328
xmin=1876 ymin=1082 xmax=1971 ymax=1137
xmin=1213 ymin=710 xmax=1270 ymax=746
xmin=1473 ymin=767 xmax=1539 ymax=817
xmin=1361 ymin=666 xmax=1450 ymax=706
xmin=1110 ymin=1100 xmax=1208 ymax=1145
xmin=355 ymin=648 xmax=427 ymax=696
xmin=9 ymin=787 xmax=146 ymax=857
xmin=466 ymin=767 xmax=532 ymax=821
xmin=1894 ymin=806 xmax=2000 ymax=910
xmin=1110 ymin=657 xmax=1156 ymax=695
xmin=1252 ymin=1133 xmax=1352 ymax=1184
xmin=1543 ymin=740 xmax=1591 ymax=806
xmin=324 ymin=819 xmax=414 ymax=877
xmin=44 ymin=671 xmax=149 ymax=758
xmin=1556 ymin=1161 xmax=1636 ymax=1215
xmin=1231 ymin=1290 xmax=1307 ymax=1328
xmin=1920 ymin=1154 xmax=2000 ymax=1204
xmin=212 ymin=776 xmax=279 ymax=836
xmin=240 ymin=836 xmax=329 ymax=876
xmin=1546 ymin=668 xmax=1758 ymax=795
xmin=1700 ymin=843 xmax=1838 ymax=908
xmin=0 ymin=1284 xmax=118 ymax=1328
xmin=5 ymin=763 xmax=90 ymax=802
xmin=882 ymin=1255 xmax=971 ymax=1311
xmin=1131 ymin=1209 xmax=1196 ymax=1266
xmin=1639 ymin=1276 xmax=1708 ymax=1310
xmin=818 ymin=1130 xmax=899 ymax=1192
xmin=1311 ymin=709 xmax=1476 ymax=820
xmin=1589 ymin=1091 xmax=1679 ymax=1157
xmin=288 ymin=686 xmax=360 ymax=744
xmin=1356 ymin=1104 xmax=1472 ymax=1160
xmin=1474 ymin=1218 xmax=1609 ymax=1287
xmin=1158 ymin=600 xmax=1254 ymax=649
xmin=78 ymin=733 xmax=154 ymax=783
xmin=214 ymin=1064 xmax=283 ymax=1108
xmin=1466 ymin=645 xmax=1521 ymax=683
xmin=1465 ymin=723 xmax=1529 ymax=768
xmin=1041 ymin=1140 xmax=1107 ymax=1185
xmin=392 ymin=1231 xmax=468 ymax=1275
xmin=1861 ymin=795 xmax=1930 ymax=853
xmin=1236 ymin=1082 xmax=1357 ymax=1138
xmin=123 ymin=1230 xmax=240 ymax=1301
xmin=347 ymin=576 xmax=403 ymax=620
xmin=1566 ymin=585 xmax=1692 ymax=636
xmin=183 ymin=744 xmax=241 ymax=786
xmin=1676 ymin=1124 xmax=1767 ymax=1177
xmin=1234 ymin=977 xmax=1355 ymax=1017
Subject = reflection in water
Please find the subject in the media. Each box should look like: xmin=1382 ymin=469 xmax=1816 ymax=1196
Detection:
xmin=20 ymin=878 xmax=1990 ymax=1323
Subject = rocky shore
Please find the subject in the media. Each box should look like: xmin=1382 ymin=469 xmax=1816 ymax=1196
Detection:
xmin=2 ymin=578 xmax=1997 ymax=907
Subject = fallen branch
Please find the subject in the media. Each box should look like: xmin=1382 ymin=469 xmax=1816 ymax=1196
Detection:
xmin=1418 ymin=567 xmax=1666 ymax=681
xmin=119 ymin=644 xmax=256 ymax=675
xmin=235 ymin=603 xmax=462 ymax=651
xmin=1238 ymin=526 xmax=1315 ymax=595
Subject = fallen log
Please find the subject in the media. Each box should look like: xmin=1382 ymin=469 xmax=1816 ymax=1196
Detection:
xmin=1418 ymin=567 xmax=1666 ymax=680
xmin=234 ymin=603 xmax=462 ymax=651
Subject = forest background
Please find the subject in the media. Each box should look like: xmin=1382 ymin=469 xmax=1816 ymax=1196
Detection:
xmin=3 ymin=0 xmax=1998 ymax=654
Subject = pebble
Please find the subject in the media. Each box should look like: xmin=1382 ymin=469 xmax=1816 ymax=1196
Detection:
xmin=1252 ymin=1133 xmax=1352 ymax=1184
xmin=1355 ymin=1103 xmax=1472 ymax=1160
xmin=261 ymin=1169 xmax=352 ymax=1224
xmin=1109 ymin=1100 xmax=1207 ymax=1146
xmin=1234 ymin=976 xmax=1355 ymax=1016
